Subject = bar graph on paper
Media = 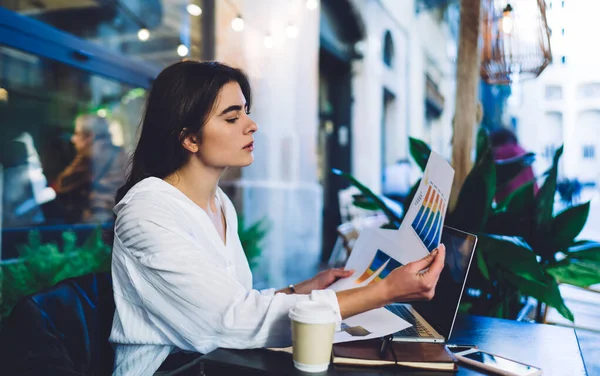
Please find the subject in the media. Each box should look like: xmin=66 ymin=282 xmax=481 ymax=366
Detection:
xmin=411 ymin=185 xmax=446 ymax=252
xmin=355 ymin=249 xmax=403 ymax=285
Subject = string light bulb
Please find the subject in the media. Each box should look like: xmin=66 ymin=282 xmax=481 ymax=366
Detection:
xmin=177 ymin=43 xmax=189 ymax=57
xmin=306 ymin=0 xmax=318 ymax=10
xmin=232 ymin=15 xmax=244 ymax=32
xmin=186 ymin=4 xmax=202 ymax=16
xmin=286 ymin=24 xmax=299 ymax=39
xmin=264 ymin=34 xmax=274 ymax=48
xmin=137 ymin=28 xmax=150 ymax=41
xmin=502 ymin=4 xmax=513 ymax=34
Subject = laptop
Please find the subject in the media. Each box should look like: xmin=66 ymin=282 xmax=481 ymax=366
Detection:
xmin=387 ymin=226 xmax=477 ymax=343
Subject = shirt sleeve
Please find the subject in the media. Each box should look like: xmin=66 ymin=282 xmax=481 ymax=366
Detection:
xmin=115 ymin=193 xmax=341 ymax=352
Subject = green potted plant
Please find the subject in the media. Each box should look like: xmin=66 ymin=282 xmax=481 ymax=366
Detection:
xmin=238 ymin=215 xmax=270 ymax=270
xmin=333 ymin=130 xmax=600 ymax=322
xmin=0 ymin=228 xmax=111 ymax=320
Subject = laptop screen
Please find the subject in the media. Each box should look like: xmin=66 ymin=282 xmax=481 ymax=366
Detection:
xmin=410 ymin=226 xmax=477 ymax=340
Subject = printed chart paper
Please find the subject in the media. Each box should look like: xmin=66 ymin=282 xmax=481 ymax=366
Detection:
xmin=328 ymin=150 xmax=454 ymax=292
xmin=398 ymin=150 xmax=455 ymax=256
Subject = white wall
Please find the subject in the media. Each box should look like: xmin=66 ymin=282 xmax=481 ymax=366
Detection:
xmin=216 ymin=0 xmax=322 ymax=288
xmin=214 ymin=0 xmax=458 ymax=287
xmin=351 ymin=0 xmax=456 ymax=193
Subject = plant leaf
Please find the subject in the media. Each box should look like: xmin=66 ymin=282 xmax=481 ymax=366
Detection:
xmin=447 ymin=148 xmax=496 ymax=233
xmin=533 ymin=146 xmax=563 ymax=256
xmin=476 ymin=249 xmax=490 ymax=280
xmin=409 ymin=137 xmax=431 ymax=172
xmin=503 ymin=271 xmax=574 ymax=322
xmin=477 ymin=235 xmax=547 ymax=284
xmin=332 ymin=169 xmax=402 ymax=227
xmin=477 ymin=234 xmax=574 ymax=322
xmin=567 ymin=244 xmax=600 ymax=261
xmin=497 ymin=182 xmax=536 ymax=214
xmin=485 ymin=211 xmax=534 ymax=240
xmin=238 ymin=215 xmax=270 ymax=267
xmin=495 ymin=152 xmax=536 ymax=188
xmin=546 ymin=260 xmax=600 ymax=289
xmin=475 ymin=128 xmax=491 ymax=164
xmin=551 ymin=202 xmax=590 ymax=250
xmin=352 ymin=196 xmax=382 ymax=211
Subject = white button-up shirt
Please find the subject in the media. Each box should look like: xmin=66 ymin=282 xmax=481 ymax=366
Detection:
xmin=109 ymin=177 xmax=340 ymax=375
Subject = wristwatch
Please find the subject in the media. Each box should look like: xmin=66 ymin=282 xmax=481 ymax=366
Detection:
xmin=288 ymin=284 xmax=296 ymax=294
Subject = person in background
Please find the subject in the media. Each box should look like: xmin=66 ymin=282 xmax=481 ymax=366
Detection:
xmin=52 ymin=114 xmax=127 ymax=223
xmin=109 ymin=61 xmax=447 ymax=375
xmin=489 ymin=127 xmax=538 ymax=204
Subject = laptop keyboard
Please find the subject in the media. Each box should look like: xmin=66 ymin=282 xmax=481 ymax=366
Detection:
xmin=386 ymin=305 xmax=436 ymax=338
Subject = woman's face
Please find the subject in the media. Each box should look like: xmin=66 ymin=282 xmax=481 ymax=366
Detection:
xmin=195 ymin=81 xmax=257 ymax=168
xmin=71 ymin=119 xmax=93 ymax=153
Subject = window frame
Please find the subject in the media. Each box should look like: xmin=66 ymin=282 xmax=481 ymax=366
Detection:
xmin=0 ymin=7 xmax=159 ymax=89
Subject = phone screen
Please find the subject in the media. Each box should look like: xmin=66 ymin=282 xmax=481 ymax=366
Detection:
xmin=463 ymin=351 xmax=539 ymax=375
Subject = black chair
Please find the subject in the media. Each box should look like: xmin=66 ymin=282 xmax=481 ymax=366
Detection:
xmin=0 ymin=272 xmax=115 ymax=376
xmin=0 ymin=272 xmax=205 ymax=376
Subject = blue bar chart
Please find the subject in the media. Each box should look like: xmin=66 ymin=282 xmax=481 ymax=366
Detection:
xmin=411 ymin=185 xmax=445 ymax=252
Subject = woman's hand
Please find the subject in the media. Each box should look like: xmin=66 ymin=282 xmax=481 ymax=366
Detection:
xmin=381 ymin=244 xmax=446 ymax=304
xmin=293 ymin=268 xmax=355 ymax=294
xmin=335 ymin=244 xmax=446 ymax=319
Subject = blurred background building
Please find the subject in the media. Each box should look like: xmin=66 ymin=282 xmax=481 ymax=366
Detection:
xmin=1 ymin=1 xmax=599 ymax=372
xmin=0 ymin=0 xmax=459 ymax=288
xmin=507 ymin=0 xmax=600 ymax=240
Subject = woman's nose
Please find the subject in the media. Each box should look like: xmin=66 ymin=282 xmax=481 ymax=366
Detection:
xmin=246 ymin=119 xmax=258 ymax=134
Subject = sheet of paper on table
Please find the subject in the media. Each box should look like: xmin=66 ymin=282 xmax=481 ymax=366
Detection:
xmin=334 ymin=307 xmax=412 ymax=344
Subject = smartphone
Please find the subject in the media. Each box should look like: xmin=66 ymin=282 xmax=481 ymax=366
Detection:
xmin=447 ymin=344 xmax=477 ymax=354
xmin=454 ymin=348 xmax=542 ymax=376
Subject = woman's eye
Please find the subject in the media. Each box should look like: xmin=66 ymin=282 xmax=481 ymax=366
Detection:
xmin=226 ymin=118 xmax=239 ymax=124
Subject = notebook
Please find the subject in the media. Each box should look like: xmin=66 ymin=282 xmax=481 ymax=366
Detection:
xmin=332 ymin=339 xmax=458 ymax=371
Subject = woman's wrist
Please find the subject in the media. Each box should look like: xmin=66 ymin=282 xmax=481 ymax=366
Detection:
xmin=292 ymin=280 xmax=312 ymax=295
xmin=378 ymin=278 xmax=395 ymax=306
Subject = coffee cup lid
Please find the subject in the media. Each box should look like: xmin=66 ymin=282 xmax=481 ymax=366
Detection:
xmin=289 ymin=301 xmax=337 ymax=324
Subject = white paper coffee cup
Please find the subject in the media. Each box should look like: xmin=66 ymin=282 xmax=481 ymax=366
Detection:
xmin=289 ymin=301 xmax=337 ymax=373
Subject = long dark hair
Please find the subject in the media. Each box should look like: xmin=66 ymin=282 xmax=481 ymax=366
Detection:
xmin=115 ymin=60 xmax=252 ymax=204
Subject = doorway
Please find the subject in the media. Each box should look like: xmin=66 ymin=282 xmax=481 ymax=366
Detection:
xmin=318 ymin=49 xmax=353 ymax=262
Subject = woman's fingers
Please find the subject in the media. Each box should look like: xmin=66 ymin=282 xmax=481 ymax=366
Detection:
xmin=406 ymin=244 xmax=445 ymax=272
xmin=425 ymin=244 xmax=446 ymax=276
xmin=330 ymin=268 xmax=355 ymax=277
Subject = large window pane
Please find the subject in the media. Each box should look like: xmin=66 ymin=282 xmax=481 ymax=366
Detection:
xmin=1 ymin=0 xmax=199 ymax=67
xmin=0 ymin=45 xmax=145 ymax=259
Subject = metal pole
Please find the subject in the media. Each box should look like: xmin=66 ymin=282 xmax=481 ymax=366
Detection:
xmin=201 ymin=0 xmax=216 ymax=61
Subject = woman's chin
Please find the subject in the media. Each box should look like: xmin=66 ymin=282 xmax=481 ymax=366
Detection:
xmin=238 ymin=154 xmax=254 ymax=167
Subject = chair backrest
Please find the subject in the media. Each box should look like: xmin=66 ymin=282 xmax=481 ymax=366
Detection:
xmin=327 ymin=214 xmax=391 ymax=268
xmin=0 ymin=272 xmax=115 ymax=376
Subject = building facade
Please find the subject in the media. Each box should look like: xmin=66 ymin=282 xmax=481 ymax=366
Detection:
xmin=0 ymin=0 xmax=458 ymax=289
xmin=212 ymin=0 xmax=458 ymax=287
xmin=510 ymin=0 xmax=600 ymax=186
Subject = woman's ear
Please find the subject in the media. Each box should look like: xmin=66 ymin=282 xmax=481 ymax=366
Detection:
xmin=181 ymin=129 xmax=200 ymax=153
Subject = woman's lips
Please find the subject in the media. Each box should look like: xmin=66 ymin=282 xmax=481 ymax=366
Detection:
xmin=243 ymin=142 xmax=254 ymax=151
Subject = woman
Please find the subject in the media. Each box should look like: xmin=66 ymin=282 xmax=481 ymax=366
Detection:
xmin=53 ymin=114 xmax=126 ymax=223
xmin=110 ymin=61 xmax=446 ymax=375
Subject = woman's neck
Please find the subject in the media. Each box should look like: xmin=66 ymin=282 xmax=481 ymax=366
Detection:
xmin=164 ymin=159 xmax=224 ymax=213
